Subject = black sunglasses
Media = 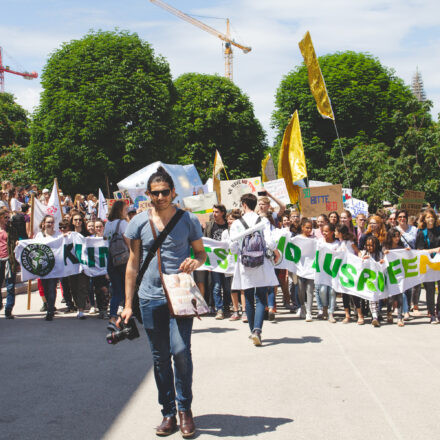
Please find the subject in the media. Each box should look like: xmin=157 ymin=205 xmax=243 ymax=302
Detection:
xmin=150 ymin=189 xmax=171 ymax=197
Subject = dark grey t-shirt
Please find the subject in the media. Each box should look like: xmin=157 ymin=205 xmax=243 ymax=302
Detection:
xmin=124 ymin=210 xmax=203 ymax=300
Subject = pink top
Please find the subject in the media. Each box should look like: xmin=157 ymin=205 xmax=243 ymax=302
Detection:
xmin=313 ymin=228 xmax=324 ymax=239
xmin=0 ymin=229 xmax=8 ymax=259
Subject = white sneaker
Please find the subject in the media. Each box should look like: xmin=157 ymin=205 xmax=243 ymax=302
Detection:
xmin=77 ymin=311 xmax=86 ymax=320
xmin=88 ymin=306 xmax=97 ymax=315
xmin=305 ymin=313 xmax=313 ymax=322
xmin=294 ymin=308 xmax=302 ymax=318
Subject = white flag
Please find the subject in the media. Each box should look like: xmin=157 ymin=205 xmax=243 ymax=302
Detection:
xmin=47 ymin=181 xmax=63 ymax=232
xmin=98 ymin=188 xmax=108 ymax=219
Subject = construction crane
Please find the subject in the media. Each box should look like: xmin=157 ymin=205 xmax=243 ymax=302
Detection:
xmin=150 ymin=0 xmax=251 ymax=82
xmin=0 ymin=46 xmax=38 ymax=93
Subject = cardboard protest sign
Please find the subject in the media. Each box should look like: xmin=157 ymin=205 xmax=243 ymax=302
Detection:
xmin=138 ymin=201 xmax=151 ymax=211
xmin=299 ymin=184 xmax=343 ymax=217
xmin=263 ymin=179 xmax=290 ymax=208
xmin=113 ymin=190 xmax=125 ymax=200
xmin=195 ymin=213 xmax=211 ymax=228
xmin=106 ymin=198 xmax=130 ymax=209
xmin=401 ymin=190 xmax=425 ymax=216
xmin=183 ymin=192 xmax=218 ymax=214
xmin=220 ymin=177 xmax=263 ymax=210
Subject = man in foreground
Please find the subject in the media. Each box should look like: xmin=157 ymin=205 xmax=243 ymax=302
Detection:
xmin=121 ymin=166 xmax=206 ymax=438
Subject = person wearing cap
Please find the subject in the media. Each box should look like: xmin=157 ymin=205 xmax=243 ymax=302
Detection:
xmin=127 ymin=205 xmax=137 ymax=221
xmin=41 ymin=188 xmax=50 ymax=206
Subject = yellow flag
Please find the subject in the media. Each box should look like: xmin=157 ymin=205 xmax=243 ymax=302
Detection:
xmin=298 ymin=31 xmax=334 ymax=120
xmin=261 ymin=153 xmax=277 ymax=182
xmin=213 ymin=150 xmax=228 ymax=202
xmin=278 ymin=110 xmax=307 ymax=203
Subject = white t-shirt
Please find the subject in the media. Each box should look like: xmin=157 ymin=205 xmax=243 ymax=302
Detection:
xmin=10 ymin=198 xmax=22 ymax=212
xmin=34 ymin=231 xmax=62 ymax=242
xmin=228 ymin=211 xmax=279 ymax=290
xmin=340 ymin=239 xmax=357 ymax=255
xmin=104 ymin=219 xmax=128 ymax=242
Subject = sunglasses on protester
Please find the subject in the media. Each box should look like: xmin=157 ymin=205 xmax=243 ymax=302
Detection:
xmin=149 ymin=189 xmax=171 ymax=197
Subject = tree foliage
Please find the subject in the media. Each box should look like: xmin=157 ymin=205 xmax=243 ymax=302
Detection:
xmin=272 ymin=51 xmax=439 ymax=209
xmin=28 ymin=30 xmax=176 ymax=194
xmin=0 ymin=93 xmax=29 ymax=150
xmin=172 ymin=73 xmax=267 ymax=181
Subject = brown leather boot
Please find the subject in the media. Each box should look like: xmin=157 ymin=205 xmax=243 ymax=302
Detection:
xmin=178 ymin=410 xmax=196 ymax=438
xmin=156 ymin=416 xmax=177 ymax=436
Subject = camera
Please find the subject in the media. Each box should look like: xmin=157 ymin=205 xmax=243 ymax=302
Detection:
xmin=106 ymin=317 xmax=140 ymax=345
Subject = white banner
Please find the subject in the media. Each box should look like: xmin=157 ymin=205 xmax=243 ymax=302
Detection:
xmin=194 ymin=235 xmax=440 ymax=300
xmin=220 ymin=177 xmax=263 ymax=210
xmin=15 ymin=232 xmax=108 ymax=281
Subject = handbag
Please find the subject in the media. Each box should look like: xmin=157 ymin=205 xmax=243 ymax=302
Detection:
xmin=109 ymin=220 xmax=129 ymax=266
xmin=150 ymin=216 xmax=209 ymax=319
xmin=132 ymin=208 xmax=185 ymax=323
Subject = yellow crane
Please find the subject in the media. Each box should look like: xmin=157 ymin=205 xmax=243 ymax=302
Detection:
xmin=150 ymin=0 xmax=251 ymax=81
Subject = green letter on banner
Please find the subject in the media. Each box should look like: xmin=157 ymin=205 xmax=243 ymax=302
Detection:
xmin=386 ymin=259 xmax=402 ymax=284
xmin=357 ymin=269 xmax=377 ymax=292
xmin=87 ymin=247 xmax=95 ymax=267
xmin=277 ymin=236 xmax=286 ymax=253
xmin=402 ymin=257 xmax=418 ymax=278
xmin=312 ymin=251 xmax=320 ymax=272
xmin=285 ymin=243 xmax=301 ymax=263
xmin=340 ymin=264 xmax=356 ymax=288
xmin=323 ymin=253 xmax=342 ymax=278
xmin=99 ymin=247 xmax=108 ymax=267
xmin=214 ymin=248 xmax=228 ymax=269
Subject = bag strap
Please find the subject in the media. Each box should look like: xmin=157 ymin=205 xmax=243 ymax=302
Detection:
xmin=115 ymin=219 xmax=122 ymax=235
xmin=134 ymin=209 xmax=184 ymax=292
xmin=239 ymin=217 xmax=249 ymax=230
xmin=423 ymin=228 xmax=430 ymax=248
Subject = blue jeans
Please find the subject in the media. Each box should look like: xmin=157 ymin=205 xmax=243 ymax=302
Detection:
xmin=244 ymin=287 xmax=268 ymax=333
xmin=267 ymin=287 xmax=275 ymax=309
xmin=140 ymin=298 xmax=193 ymax=417
xmin=316 ymin=284 xmax=336 ymax=313
xmin=211 ymin=272 xmax=231 ymax=312
xmin=313 ymin=284 xmax=323 ymax=310
xmin=107 ymin=260 xmax=126 ymax=317
xmin=0 ymin=260 xmax=15 ymax=312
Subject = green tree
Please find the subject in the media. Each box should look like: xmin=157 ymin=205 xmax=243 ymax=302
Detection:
xmin=0 ymin=93 xmax=34 ymax=185
xmin=0 ymin=92 xmax=29 ymax=150
xmin=172 ymin=73 xmax=267 ymax=181
xmin=28 ymin=30 xmax=176 ymax=194
xmin=271 ymin=51 xmax=429 ymax=184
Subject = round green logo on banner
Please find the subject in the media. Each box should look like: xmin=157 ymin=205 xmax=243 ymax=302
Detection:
xmin=21 ymin=244 xmax=55 ymax=277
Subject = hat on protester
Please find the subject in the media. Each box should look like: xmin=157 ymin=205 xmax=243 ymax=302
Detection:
xmin=42 ymin=188 xmax=50 ymax=194
xmin=127 ymin=205 xmax=136 ymax=214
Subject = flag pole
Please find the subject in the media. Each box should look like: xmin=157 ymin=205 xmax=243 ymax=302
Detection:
xmin=332 ymin=120 xmax=351 ymax=189
xmin=27 ymin=194 xmax=35 ymax=310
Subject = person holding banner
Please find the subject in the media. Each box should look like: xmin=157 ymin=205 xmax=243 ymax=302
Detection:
xmin=313 ymin=214 xmax=328 ymax=240
xmin=358 ymin=215 xmax=386 ymax=251
xmin=328 ymin=211 xmax=339 ymax=226
xmin=336 ymin=224 xmax=364 ymax=325
xmin=415 ymin=208 xmax=440 ymax=324
xmin=35 ymin=215 xmax=62 ymax=321
xmin=295 ymin=218 xmax=316 ymax=321
xmin=0 ymin=208 xmax=18 ymax=319
xmin=228 ymin=193 xmax=279 ymax=346
xmin=315 ymin=223 xmax=340 ymax=323
xmin=68 ymin=212 xmax=90 ymax=319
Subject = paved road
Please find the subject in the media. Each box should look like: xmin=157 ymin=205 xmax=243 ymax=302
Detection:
xmin=1 ymin=291 xmax=439 ymax=440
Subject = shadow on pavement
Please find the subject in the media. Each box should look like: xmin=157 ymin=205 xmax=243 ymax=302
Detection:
xmin=0 ymin=314 xmax=152 ymax=440
xmin=263 ymin=336 xmax=322 ymax=346
xmin=194 ymin=414 xmax=293 ymax=437
xmin=192 ymin=327 xmax=238 ymax=334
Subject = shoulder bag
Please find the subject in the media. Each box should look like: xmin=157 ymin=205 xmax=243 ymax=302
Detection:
xmin=132 ymin=209 xmax=185 ymax=323
xmin=150 ymin=215 xmax=209 ymax=319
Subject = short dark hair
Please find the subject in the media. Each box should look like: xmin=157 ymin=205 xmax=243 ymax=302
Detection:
xmin=213 ymin=204 xmax=227 ymax=219
xmin=147 ymin=166 xmax=175 ymax=192
xmin=240 ymin=193 xmax=257 ymax=211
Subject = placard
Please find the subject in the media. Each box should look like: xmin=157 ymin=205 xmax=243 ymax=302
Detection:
xmin=220 ymin=177 xmax=263 ymax=210
xmin=345 ymin=197 xmax=369 ymax=217
xmin=263 ymin=178 xmax=290 ymax=208
xmin=138 ymin=200 xmax=151 ymax=211
xmin=106 ymin=198 xmax=130 ymax=209
xmin=299 ymin=184 xmax=343 ymax=218
xmin=401 ymin=190 xmax=425 ymax=216
xmin=113 ymin=190 xmax=125 ymax=200
xmin=183 ymin=192 xmax=218 ymax=214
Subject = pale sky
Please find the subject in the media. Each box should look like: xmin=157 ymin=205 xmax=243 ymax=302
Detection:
xmin=2 ymin=0 xmax=439 ymax=144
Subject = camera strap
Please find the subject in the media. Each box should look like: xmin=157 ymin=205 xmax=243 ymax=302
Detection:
xmin=135 ymin=208 xmax=185 ymax=291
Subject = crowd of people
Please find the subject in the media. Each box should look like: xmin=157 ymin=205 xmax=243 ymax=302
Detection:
xmin=1 ymin=179 xmax=440 ymax=332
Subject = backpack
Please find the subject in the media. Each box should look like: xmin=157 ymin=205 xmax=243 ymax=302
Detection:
xmin=239 ymin=217 xmax=266 ymax=268
xmin=11 ymin=213 xmax=28 ymax=240
xmin=109 ymin=220 xmax=129 ymax=266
